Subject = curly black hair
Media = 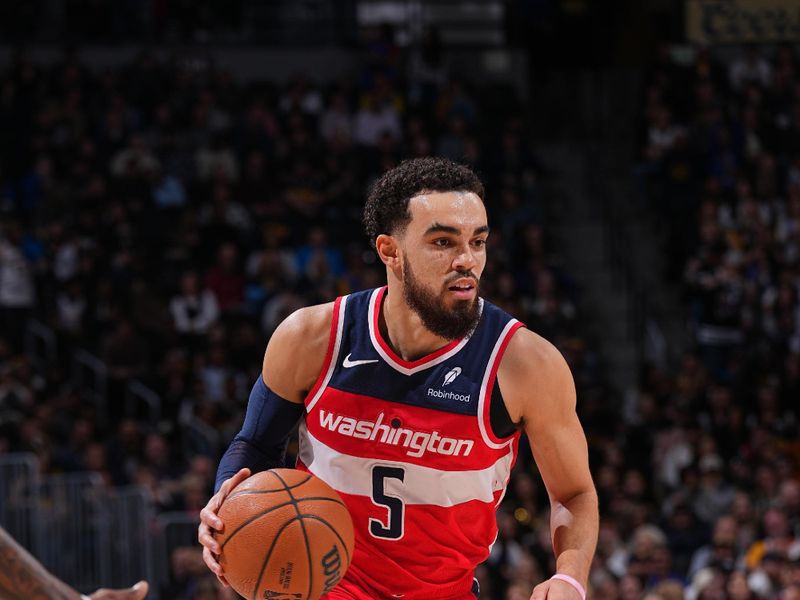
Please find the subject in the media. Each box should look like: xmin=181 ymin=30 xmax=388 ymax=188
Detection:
xmin=363 ymin=157 xmax=485 ymax=246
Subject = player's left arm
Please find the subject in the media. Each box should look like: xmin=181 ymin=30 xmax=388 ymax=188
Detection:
xmin=0 ymin=524 xmax=148 ymax=600
xmin=498 ymin=329 xmax=598 ymax=600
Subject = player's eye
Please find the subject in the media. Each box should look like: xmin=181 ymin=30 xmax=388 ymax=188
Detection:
xmin=433 ymin=238 xmax=451 ymax=247
xmin=472 ymin=239 xmax=487 ymax=248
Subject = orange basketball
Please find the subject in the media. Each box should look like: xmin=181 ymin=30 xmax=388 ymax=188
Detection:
xmin=215 ymin=468 xmax=354 ymax=600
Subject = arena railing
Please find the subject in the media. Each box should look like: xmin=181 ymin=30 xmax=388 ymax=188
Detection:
xmin=104 ymin=485 xmax=158 ymax=593
xmin=154 ymin=511 xmax=202 ymax=594
xmin=0 ymin=452 xmax=41 ymax=554
xmin=0 ymin=454 xmax=158 ymax=598
xmin=36 ymin=472 xmax=111 ymax=591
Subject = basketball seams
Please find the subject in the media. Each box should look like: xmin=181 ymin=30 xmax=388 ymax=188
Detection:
xmin=272 ymin=470 xmax=314 ymax=600
xmin=296 ymin=508 xmax=314 ymax=600
xmin=251 ymin=515 xmax=302 ymax=600
xmin=225 ymin=473 xmax=314 ymax=501
xmin=219 ymin=496 xmax=348 ymax=550
xmin=228 ymin=490 xmax=347 ymax=510
xmin=296 ymin=513 xmax=352 ymax=566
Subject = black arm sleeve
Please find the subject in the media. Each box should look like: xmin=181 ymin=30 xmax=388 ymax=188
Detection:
xmin=214 ymin=376 xmax=305 ymax=492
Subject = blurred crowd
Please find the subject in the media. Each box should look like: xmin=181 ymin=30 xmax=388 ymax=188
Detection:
xmin=1 ymin=32 xmax=799 ymax=599
xmin=622 ymin=43 xmax=800 ymax=599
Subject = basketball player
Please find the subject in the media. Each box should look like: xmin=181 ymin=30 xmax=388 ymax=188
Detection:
xmin=198 ymin=158 xmax=598 ymax=599
xmin=0 ymin=524 xmax=149 ymax=599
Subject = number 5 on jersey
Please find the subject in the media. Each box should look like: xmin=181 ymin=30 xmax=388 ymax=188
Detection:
xmin=369 ymin=465 xmax=405 ymax=540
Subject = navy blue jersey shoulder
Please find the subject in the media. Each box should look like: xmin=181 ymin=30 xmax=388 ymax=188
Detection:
xmin=326 ymin=287 xmax=519 ymax=416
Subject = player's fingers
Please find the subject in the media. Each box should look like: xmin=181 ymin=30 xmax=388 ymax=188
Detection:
xmin=199 ymin=505 xmax=223 ymax=532
xmin=88 ymin=586 xmax=145 ymax=599
xmin=87 ymin=583 xmax=147 ymax=600
xmin=203 ymin=545 xmax=224 ymax=577
xmin=219 ymin=474 xmax=238 ymax=496
xmin=215 ymin=468 xmax=251 ymax=508
xmin=529 ymin=580 xmax=550 ymax=600
xmin=128 ymin=581 xmax=149 ymax=599
xmin=199 ymin=530 xmax=222 ymax=555
xmin=216 ymin=572 xmax=231 ymax=587
xmin=208 ymin=490 xmax=224 ymax=511
xmin=223 ymin=468 xmax=251 ymax=495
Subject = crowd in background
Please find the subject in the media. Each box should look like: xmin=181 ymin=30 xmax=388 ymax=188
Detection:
xmin=628 ymin=43 xmax=800 ymax=599
xmin=0 ymin=31 xmax=799 ymax=600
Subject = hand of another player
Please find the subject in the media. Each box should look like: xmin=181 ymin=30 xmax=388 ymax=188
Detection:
xmin=88 ymin=580 xmax=149 ymax=599
xmin=198 ymin=467 xmax=251 ymax=586
xmin=529 ymin=578 xmax=583 ymax=600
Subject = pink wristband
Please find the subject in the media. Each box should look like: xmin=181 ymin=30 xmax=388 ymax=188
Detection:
xmin=550 ymin=574 xmax=586 ymax=600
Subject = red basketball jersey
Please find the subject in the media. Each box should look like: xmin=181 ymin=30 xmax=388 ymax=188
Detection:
xmin=297 ymin=287 xmax=524 ymax=599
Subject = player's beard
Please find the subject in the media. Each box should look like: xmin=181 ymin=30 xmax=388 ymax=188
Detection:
xmin=402 ymin=260 xmax=482 ymax=340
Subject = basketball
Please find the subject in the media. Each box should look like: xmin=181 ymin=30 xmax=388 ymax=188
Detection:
xmin=215 ymin=469 xmax=354 ymax=600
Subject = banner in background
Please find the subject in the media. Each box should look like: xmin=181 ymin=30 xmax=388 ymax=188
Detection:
xmin=686 ymin=0 xmax=800 ymax=44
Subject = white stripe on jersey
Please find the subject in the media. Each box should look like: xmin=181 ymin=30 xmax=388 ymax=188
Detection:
xmin=297 ymin=422 xmax=515 ymax=507
xmin=307 ymin=295 xmax=349 ymax=413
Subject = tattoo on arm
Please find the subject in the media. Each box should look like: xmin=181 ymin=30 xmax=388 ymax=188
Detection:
xmin=0 ymin=526 xmax=77 ymax=600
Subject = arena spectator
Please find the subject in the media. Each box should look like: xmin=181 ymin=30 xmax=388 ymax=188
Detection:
xmin=103 ymin=318 xmax=149 ymax=381
xmin=353 ymin=88 xmax=402 ymax=147
xmin=204 ymin=243 xmax=245 ymax=313
xmin=688 ymin=514 xmax=739 ymax=578
xmin=170 ymin=271 xmax=220 ymax=338
xmin=0 ymin=221 xmax=36 ymax=349
xmin=729 ymin=45 xmax=773 ymax=92
xmin=319 ymin=91 xmax=353 ymax=145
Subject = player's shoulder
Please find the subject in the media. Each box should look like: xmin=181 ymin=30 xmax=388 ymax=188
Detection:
xmin=264 ymin=301 xmax=338 ymax=399
xmin=276 ymin=301 xmax=336 ymax=342
xmin=498 ymin=328 xmax=576 ymax=421
xmin=501 ymin=327 xmax=572 ymax=384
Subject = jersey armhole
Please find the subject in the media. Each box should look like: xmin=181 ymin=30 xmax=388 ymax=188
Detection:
xmin=489 ymin=381 xmax=518 ymax=439
xmin=478 ymin=320 xmax=525 ymax=448
xmin=304 ymin=295 xmax=347 ymax=412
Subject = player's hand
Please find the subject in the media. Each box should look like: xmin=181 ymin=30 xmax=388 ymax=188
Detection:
xmin=198 ymin=468 xmax=251 ymax=586
xmin=88 ymin=580 xmax=148 ymax=599
xmin=530 ymin=578 xmax=583 ymax=600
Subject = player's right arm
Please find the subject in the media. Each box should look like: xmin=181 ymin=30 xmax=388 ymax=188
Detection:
xmin=198 ymin=302 xmax=334 ymax=582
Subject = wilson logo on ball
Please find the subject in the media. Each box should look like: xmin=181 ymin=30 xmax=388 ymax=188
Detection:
xmin=321 ymin=545 xmax=342 ymax=594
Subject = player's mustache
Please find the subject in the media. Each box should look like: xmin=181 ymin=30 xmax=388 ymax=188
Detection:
xmin=444 ymin=272 xmax=479 ymax=285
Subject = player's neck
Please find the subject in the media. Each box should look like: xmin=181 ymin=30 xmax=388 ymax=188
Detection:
xmin=379 ymin=285 xmax=453 ymax=362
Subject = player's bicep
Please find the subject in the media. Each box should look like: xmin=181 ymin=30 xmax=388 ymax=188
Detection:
xmin=261 ymin=316 xmax=303 ymax=399
xmin=500 ymin=331 xmax=592 ymax=502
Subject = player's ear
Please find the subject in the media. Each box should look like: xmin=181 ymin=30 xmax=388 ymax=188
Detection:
xmin=375 ymin=234 xmax=400 ymax=268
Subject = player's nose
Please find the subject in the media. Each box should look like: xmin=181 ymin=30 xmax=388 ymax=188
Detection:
xmin=452 ymin=244 xmax=478 ymax=271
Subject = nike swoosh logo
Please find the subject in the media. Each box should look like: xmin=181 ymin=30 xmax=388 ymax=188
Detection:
xmin=342 ymin=353 xmax=379 ymax=368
